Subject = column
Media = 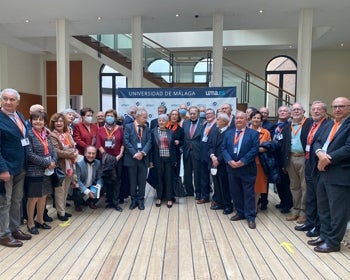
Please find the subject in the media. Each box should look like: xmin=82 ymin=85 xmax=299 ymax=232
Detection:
xmin=56 ymin=18 xmax=70 ymax=112
xmin=212 ymin=12 xmax=224 ymax=87
xmin=297 ymin=8 xmax=313 ymax=114
xmin=132 ymin=16 xmax=143 ymax=87
xmin=0 ymin=45 xmax=9 ymax=89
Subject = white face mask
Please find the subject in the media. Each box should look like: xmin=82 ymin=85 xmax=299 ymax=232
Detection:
xmin=85 ymin=116 xmax=93 ymax=124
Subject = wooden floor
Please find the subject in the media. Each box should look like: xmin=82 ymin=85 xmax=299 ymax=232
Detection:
xmin=0 ymin=184 xmax=349 ymax=280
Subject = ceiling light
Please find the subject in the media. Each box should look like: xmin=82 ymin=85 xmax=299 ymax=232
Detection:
xmin=258 ymin=10 xmax=264 ymax=15
xmin=97 ymin=16 xmax=102 ymax=21
xmin=289 ymin=45 xmax=293 ymax=49
xmin=340 ymin=43 xmax=344 ymax=47
xmin=175 ymin=14 xmax=180 ymax=17
xmin=25 ymin=19 xmax=30 ymax=23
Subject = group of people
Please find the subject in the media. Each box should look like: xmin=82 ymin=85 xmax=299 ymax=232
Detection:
xmin=0 ymin=87 xmax=349 ymax=254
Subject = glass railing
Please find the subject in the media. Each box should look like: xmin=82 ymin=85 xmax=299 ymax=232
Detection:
xmin=222 ymin=57 xmax=295 ymax=117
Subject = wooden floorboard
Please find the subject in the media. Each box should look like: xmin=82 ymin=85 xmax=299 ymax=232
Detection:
xmin=0 ymin=184 xmax=349 ymax=280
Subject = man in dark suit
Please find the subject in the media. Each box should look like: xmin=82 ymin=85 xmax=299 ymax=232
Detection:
xmin=123 ymin=108 xmax=152 ymax=210
xmin=0 ymin=88 xmax=32 ymax=247
xmin=208 ymin=112 xmax=233 ymax=214
xmin=222 ymin=111 xmax=259 ymax=229
xmin=150 ymin=105 xmax=167 ymax=130
xmin=307 ymin=97 xmax=350 ymax=253
xmin=294 ymin=101 xmax=329 ymax=237
xmin=75 ymin=146 xmax=104 ymax=211
xmin=182 ymin=106 xmax=204 ymax=199
xmin=273 ymin=105 xmax=293 ymax=214
xmin=197 ymin=108 xmax=217 ymax=204
xmin=123 ymin=105 xmax=137 ymax=125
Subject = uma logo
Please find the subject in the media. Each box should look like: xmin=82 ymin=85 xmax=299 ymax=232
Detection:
xmin=218 ymin=90 xmax=225 ymax=96
xmin=136 ymin=102 xmax=140 ymax=106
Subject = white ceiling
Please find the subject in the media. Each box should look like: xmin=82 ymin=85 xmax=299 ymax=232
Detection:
xmin=0 ymin=0 xmax=350 ymax=54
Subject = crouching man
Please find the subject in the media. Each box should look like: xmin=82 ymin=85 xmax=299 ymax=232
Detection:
xmin=74 ymin=146 xmax=103 ymax=211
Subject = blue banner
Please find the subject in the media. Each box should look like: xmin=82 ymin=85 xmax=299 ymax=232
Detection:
xmin=117 ymin=87 xmax=236 ymax=120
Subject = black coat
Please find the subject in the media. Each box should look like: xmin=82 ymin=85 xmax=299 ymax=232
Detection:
xmin=258 ymin=141 xmax=281 ymax=184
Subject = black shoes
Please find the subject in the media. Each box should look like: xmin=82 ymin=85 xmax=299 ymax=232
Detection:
xmin=114 ymin=205 xmax=123 ymax=212
xmin=307 ymin=237 xmax=325 ymax=246
xmin=35 ymin=221 xmax=52 ymax=229
xmin=44 ymin=214 xmax=53 ymax=222
xmin=129 ymin=200 xmax=138 ymax=210
xmin=223 ymin=208 xmax=233 ymax=215
xmin=138 ymin=201 xmax=145 ymax=210
xmin=65 ymin=212 xmax=72 ymax=217
xmin=294 ymin=224 xmax=313 ymax=232
xmin=27 ymin=225 xmax=39 ymax=235
xmin=58 ymin=214 xmax=68 ymax=221
xmin=306 ymin=227 xmax=320 ymax=237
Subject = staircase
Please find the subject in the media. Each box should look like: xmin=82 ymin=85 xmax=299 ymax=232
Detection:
xmin=73 ymin=35 xmax=208 ymax=88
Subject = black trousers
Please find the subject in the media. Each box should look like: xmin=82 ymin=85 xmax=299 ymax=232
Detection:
xmin=275 ymin=171 xmax=293 ymax=210
xmin=156 ymin=157 xmax=173 ymax=201
xmin=304 ymin=161 xmax=319 ymax=228
xmin=212 ymin=165 xmax=232 ymax=209
xmin=317 ymin=174 xmax=350 ymax=247
xmin=183 ymin=150 xmax=200 ymax=196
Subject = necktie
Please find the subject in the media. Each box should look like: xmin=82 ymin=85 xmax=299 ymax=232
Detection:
xmin=190 ymin=123 xmax=195 ymax=138
xmin=328 ymin=120 xmax=339 ymax=142
xmin=137 ymin=125 xmax=142 ymax=138
xmin=234 ymin=130 xmax=242 ymax=153
xmin=305 ymin=122 xmax=318 ymax=160
xmin=11 ymin=113 xmax=25 ymax=136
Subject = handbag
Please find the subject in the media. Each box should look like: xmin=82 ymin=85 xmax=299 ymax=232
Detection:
xmin=173 ymin=176 xmax=186 ymax=197
xmin=50 ymin=167 xmax=66 ymax=188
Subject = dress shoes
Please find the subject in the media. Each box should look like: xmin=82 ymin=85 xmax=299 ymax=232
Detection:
xmin=248 ymin=220 xmax=256 ymax=229
xmin=129 ymin=200 xmax=138 ymax=210
xmin=27 ymin=225 xmax=39 ymax=235
xmin=75 ymin=205 xmax=83 ymax=212
xmin=275 ymin=204 xmax=283 ymax=209
xmin=307 ymin=237 xmax=325 ymax=246
xmin=138 ymin=201 xmax=145 ymax=210
xmin=0 ymin=236 xmax=23 ymax=247
xmin=314 ymin=242 xmax=340 ymax=253
xmin=197 ymin=198 xmax=210 ymax=204
xmin=57 ymin=214 xmax=68 ymax=221
xmin=11 ymin=230 xmax=32 ymax=240
xmin=65 ymin=212 xmax=72 ymax=217
xmin=286 ymin=214 xmax=299 ymax=221
xmin=155 ymin=199 xmax=161 ymax=207
xmin=87 ymin=201 xmax=97 ymax=209
xmin=35 ymin=221 xmax=51 ymax=229
xmin=167 ymin=201 xmax=173 ymax=208
xmin=210 ymin=204 xmax=224 ymax=210
xmin=294 ymin=224 xmax=313 ymax=232
xmin=260 ymin=204 xmax=267 ymax=211
xmin=43 ymin=214 xmax=53 ymax=222
xmin=306 ymin=227 xmax=320 ymax=238
xmin=114 ymin=205 xmax=123 ymax=212
xmin=230 ymin=214 xmax=245 ymax=221
xmin=223 ymin=208 xmax=233 ymax=215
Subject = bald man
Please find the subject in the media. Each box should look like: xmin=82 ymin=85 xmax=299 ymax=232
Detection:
xmin=308 ymin=97 xmax=350 ymax=253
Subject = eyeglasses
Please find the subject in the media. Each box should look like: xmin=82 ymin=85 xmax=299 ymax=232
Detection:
xmin=331 ymin=105 xmax=350 ymax=110
xmin=292 ymin=108 xmax=303 ymax=112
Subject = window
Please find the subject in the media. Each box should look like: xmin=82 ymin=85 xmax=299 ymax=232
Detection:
xmin=148 ymin=59 xmax=172 ymax=83
xmin=265 ymin=55 xmax=296 ymax=116
xmin=194 ymin=58 xmax=212 ymax=83
xmin=99 ymin=65 xmax=127 ymax=111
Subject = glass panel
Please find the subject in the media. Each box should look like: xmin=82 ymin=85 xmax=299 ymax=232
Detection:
xmin=283 ymin=74 xmax=296 ymax=105
xmin=101 ymin=76 xmax=113 ymax=112
xmin=267 ymin=56 xmax=296 ymax=71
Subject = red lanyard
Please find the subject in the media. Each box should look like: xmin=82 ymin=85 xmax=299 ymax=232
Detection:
xmin=33 ymin=128 xmax=49 ymax=155
xmin=104 ymin=125 xmax=118 ymax=140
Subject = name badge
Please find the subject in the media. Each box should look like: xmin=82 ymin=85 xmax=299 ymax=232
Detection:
xmin=137 ymin=142 xmax=142 ymax=149
xmin=277 ymin=134 xmax=283 ymax=140
xmin=202 ymin=135 xmax=208 ymax=142
xmin=105 ymin=140 xmax=113 ymax=148
xmin=21 ymin=138 xmax=30 ymax=146
xmin=305 ymin=145 xmax=310 ymax=152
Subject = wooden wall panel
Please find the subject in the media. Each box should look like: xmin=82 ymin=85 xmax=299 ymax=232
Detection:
xmin=46 ymin=60 xmax=82 ymax=95
xmin=18 ymin=92 xmax=42 ymax=119
xmin=46 ymin=96 xmax=57 ymax=121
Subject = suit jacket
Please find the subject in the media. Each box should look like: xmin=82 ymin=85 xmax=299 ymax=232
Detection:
xmin=262 ymin=119 xmax=275 ymax=138
xmin=222 ymin=127 xmax=259 ymax=175
xmin=76 ymin=158 xmax=103 ymax=193
xmin=26 ymin=129 xmax=57 ymax=177
xmin=0 ymin=109 xmax=28 ymax=175
xmin=123 ymin=114 xmax=134 ymax=125
xmin=207 ymin=126 xmax=228 ymax=168
xmin=150 ymin=118 xmax=159 ymax=130
xmin=123 ymin=122 xmax=152 ymax=167
xmin=278 ymin=118 xmax=313 ymax=168
xmin=73 ymin=122 xmax=98 ymax=155
xmin=199 ymin=122 xmax=218 ymax=163
xmin=182 ymin=118 xmax=204 ymax=160
xmin=150 ymin=128 xmax=176 ymax=167
xmin=313 ymin=116 xmax=350 ymax=185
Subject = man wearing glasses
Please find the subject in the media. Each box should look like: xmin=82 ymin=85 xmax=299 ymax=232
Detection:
xmin=308 ymin=97 xmax=350 ymax=253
